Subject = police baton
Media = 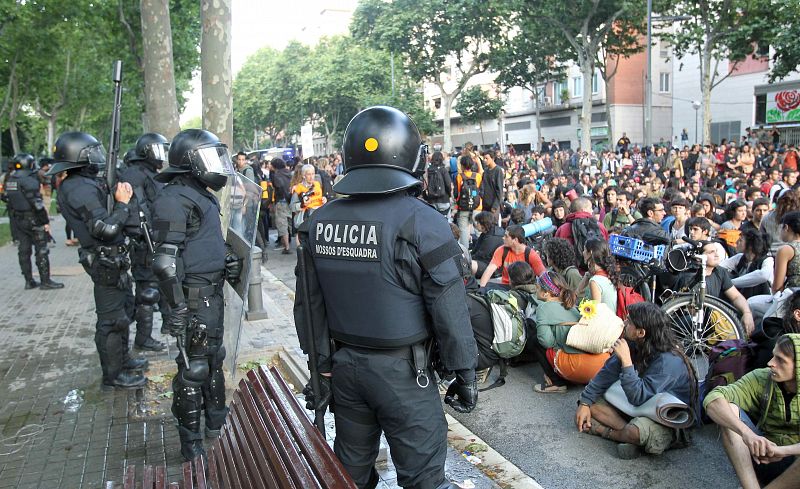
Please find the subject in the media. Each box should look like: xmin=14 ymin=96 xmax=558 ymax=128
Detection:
xmin=296 ymin=244 xmax=326 ymax=434
xmin=106 ymin=60 xmax=123 ymax=214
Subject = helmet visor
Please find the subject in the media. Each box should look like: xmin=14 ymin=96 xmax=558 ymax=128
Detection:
xmin=145 ymin=142 xmax=170 ymax=162
xmin=190 ymin=145 xmax=235 ymax=176
xmin=81 ymin=143 xmax=107 ymax=168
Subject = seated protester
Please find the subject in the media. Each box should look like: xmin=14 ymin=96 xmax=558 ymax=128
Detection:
xmin=479 ymin=225 xmax=546 ymax=290
xmin=753 ymin=291 xmax=800 ymax=369
xmin=551 ymin=199 xmax=568 ymax=229
xmin=467 ymin=261 xmax=538 ymax=383
xmin=470 ymin=211 xmax=505 ymax=278
xmin=679 ymin=216 xmax=729 ymax=260
xmin=697 ymin=192 xmax=725 ymax=228
xmin=544 ymin=237 xmax=583 ymax=293
xmin=721 ymin=199 xmax=750 ymax=231
xmin=621 ymin=197 xmax=671 ymax=245
xmin=576 ymin=302 xmax=698 ymax=459
xmin=749 ymin=211 xmax=800 ymax=328
xmin=762 ymin=188 xmax=800 ymax=255
xmin=577 ymin=238 xmax=618 ymax=313
xmin=667 ymin=197 xmax=691 ymax=243
xmin=673 ymin=241 xmax=756 ymax=334
xmin=533 ymin=271 xmax=612 ymax=392
xmin=554 ymin=196 xmax=610 ymax=247
xmin=719 ymin=229 xmax=773 ymax=300
xmin=704 ymin=334 xmax=800 ymax=488
xmin=602 ymin=190 xmax=641 ymax=234
xmin=508 ymin=207 xmax=527 ymax=226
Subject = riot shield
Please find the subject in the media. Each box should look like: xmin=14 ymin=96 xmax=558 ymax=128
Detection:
xmin=218 ymin=173 xmax=261 ymax=378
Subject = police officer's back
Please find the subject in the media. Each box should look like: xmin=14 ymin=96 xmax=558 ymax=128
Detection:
xmin=46 ymin=132 xmax=147 ymax=389
xmin=295 ymin=106 xmax=478 ymax=489
xmin=5 ymin=153 xmax=63 ymax=290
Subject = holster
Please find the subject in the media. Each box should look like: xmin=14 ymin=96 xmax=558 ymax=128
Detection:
xmin=81 ymin=245 xmax=129 ymax=287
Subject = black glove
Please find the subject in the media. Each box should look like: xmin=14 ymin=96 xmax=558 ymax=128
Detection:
xmin=302 ymin=375 xmax=332 ymax=412
xmin=164 ymin=304 xmax=190 ymax=337
xmin=444 ymin=370 xmax=478 ymax=413
xmin=225 ymin=246 xmax=242 ymax=283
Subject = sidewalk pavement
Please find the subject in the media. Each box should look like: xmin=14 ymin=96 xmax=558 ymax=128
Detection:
xmin=0 ymin=219 xmax=524 ymax=488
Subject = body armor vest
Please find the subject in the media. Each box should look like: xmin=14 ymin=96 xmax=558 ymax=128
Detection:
xmin=5 ymin=169 xmax=37 ymax=211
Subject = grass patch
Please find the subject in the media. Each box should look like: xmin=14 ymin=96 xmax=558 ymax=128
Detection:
xmin=0 ymin=221 xmax=10 ymax=246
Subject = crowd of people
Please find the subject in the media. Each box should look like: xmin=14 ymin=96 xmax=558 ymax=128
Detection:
xmin=253 ymin=134 xmax=800 ymax=488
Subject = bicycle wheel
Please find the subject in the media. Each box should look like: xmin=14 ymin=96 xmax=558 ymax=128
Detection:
xmin=661 ymin=294 xmax=745 ymax=378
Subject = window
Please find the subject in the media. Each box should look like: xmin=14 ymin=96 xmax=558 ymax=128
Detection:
xmin=573 ymin=77 xmax=583 ymax=97
xmin=554 ymin=81 xmax=568 ymax=104
xmin=659 ymin=40 xmax=670 ymax=58
xmin=711 ymin=121 xmax=742 ymax=145
xmin=756 ymin=43 xmax=769 ymax=58
xmin=433 ymin=98 xmax=441 ymax=109
xmin=592 ymin=73 xmax=599 ymax=94
xmin=659 ymin=73 xmax=670 ymax=93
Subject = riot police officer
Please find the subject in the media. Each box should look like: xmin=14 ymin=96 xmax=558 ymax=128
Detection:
xmin=46 ymin=132 xmax=147 ymax=389
xmin=151 ymin=129 xmax=240 ymax=461
xmin=5 ymin=153 xmax=64 ymax=290
xmin=120 ymin=133 xmax=169 ymax=352
xmin=294 ymin=106 xmax=478 ymax=489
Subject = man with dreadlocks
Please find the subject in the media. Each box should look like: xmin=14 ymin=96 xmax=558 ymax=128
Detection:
xmin=574 ymin=302 xmax=697 ymax=459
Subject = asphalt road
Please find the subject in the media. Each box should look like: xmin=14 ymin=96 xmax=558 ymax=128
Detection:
xmin=262 ymin=234 xmax=739 ymax=489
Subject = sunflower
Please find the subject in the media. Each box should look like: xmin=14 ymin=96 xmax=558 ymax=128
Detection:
xmin=579 ymin=299 xmax=598 ymax=320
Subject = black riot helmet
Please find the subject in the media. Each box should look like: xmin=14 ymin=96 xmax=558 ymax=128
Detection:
xmin=134 ymin=132 xmax=169 ymax=169
xmin=155 ymin=129 xmax=233 ymax=191
xmin=46 ymin=131 xmax=106 ymax=176
xmin=12 ymin=153 xmax=35 ymax=171
xmin=333 ymin=105 xmax=428 ymax=196
xmin=122 ymin=148 xmax=141 ymax=167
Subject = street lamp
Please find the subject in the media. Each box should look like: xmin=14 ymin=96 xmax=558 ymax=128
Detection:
xmin=692 ymin=100 xmax=701 ymax=145
xmin=645 ymin=3 xmax=692 ymax=147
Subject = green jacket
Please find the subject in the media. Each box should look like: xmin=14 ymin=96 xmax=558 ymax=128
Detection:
xmin=703 ymin=333 xmax=800 ymax=446
xmin=535 ymin=301 xmax=582 ymax=354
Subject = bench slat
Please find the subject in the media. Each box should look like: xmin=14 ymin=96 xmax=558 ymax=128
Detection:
xmin=247 ymin=370 xmax=322 ymax=488
xmin=194 ymin=454 xmax=208 ymax=489
xmin=210 ymin=443 xmax=236 ymax=489
xmin=123 ymin=464 xmax=135 ymax=489
xmin=154 ymin=465 xmax=166 ymax=489
xmin=143 ymin=464 xmax=154 ymax=489
xmin=233 ymin=392 xmax=291 ymax=489
xmin=207 ymin=443 xmax=220 ymax=487
xmin=219 ymin=423 xmax=256 ymax=489
xmin=257 ymin=366 xmax=356 ymax=488
xmin=228 ymin=398 xmax=278 ymax=488
xmin=182 ymin=461 xmax=195 ymax=489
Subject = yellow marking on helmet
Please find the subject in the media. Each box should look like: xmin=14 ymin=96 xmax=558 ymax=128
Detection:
xmin=364 ymin=138 xmax=379 ymax=152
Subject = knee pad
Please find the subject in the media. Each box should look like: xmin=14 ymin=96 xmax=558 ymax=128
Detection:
xmin=35 ymin=247 xmax=49 ymax=259
xmin=137 ymin=286 xmax=160 ymax=305
xmin=112 ymin=318 xmax=131 ymax=332
xmin=181 ymin=358 xmax=209 ymax=385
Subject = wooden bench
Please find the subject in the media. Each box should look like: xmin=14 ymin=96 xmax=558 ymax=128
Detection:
xmin=106 ymin=365 xmax=356 ymax=489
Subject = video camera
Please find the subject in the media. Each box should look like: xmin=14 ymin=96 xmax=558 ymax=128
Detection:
xmin=300 ymin=189 xmax=315 ymax=202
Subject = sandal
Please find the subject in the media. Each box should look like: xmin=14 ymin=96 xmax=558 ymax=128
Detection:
xmin=533 ymin=383 xmax=567 ymax=393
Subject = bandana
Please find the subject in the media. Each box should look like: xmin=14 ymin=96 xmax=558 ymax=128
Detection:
xmin=537 ymin=272 xmax=561 ymax=296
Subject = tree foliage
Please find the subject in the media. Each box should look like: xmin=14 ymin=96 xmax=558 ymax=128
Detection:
xmin=455 ymin=86 xmax=503 ymax=125
xmin=351 ymin=0 xmax=508 ymax=151
xmin=0 ymin=0 xmax=199 ymax=157
xmin=232 ymin=35 xmax=433 ymax=152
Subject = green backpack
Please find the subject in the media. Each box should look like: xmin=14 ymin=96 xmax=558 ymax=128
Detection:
xmin=484 ymin=289 xmax=528 ymax=358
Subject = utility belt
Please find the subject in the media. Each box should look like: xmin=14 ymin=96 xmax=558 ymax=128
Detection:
xmin=183 ymin=281 xmax=223 ymax=309
xmin=338 ymin=340 xmax=432 ymax=388
xmin=79 ymin=244 xmax=130 ymax=287
xmin=11 ymin=210 xmax=33 ymax=219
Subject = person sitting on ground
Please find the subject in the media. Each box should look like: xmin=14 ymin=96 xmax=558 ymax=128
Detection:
xmin=470 ymin=211 xmax=505 ymax=278
xmin=544 ymin=237 xmax=583 ymax=293
xmin=479 ymin=225 xmax=546 ymax=290
xmin=577 ymin=238 xmax=619 ymax=313
xmin=704 ymin=334 xmax=800 ymax=489
xmin=576 ymin=302 xmax=697 ymax=459
xmin=602 ymin=190 xmax=641 ymax=234
xmin=719 ymin=229 xmax=773 ymax=300
xmin=622 ymin=197 xmax=671 ymax=244
xmin=533 ymin=271 xmax=613 ymax=392
xmin=753 ymin=291 xmax=800 ymax=369
xmin=554 ymin=197 xmax=610 ymax=247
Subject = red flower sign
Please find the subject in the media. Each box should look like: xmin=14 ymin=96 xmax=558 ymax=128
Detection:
xmin=775 ymin=90 xmax=800 ymax=112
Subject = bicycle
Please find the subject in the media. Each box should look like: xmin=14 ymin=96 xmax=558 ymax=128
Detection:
xmin=611 ymin=234 xmax=745 ymax=378
xmin=659 ymin=238 xmax=745 ymax=378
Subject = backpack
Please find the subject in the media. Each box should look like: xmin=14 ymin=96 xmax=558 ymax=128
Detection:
xmin=499 ymin=246 xmax=532 ymax=277
xmin=425 ymin=166 xmax=447 ymax=200
xmin=458 ymin=173 xmax=481 ymax=211
xmin=702 ymin=340 xmax=756 ymax=399
xmin=571 ymin=217 xmax=603 ymax=268
xmin=616 ymin=285 xmax=645 ymax=320
xmin=483 ymin=289 xmax=528 ymax=358
xmin=260 ymin=180 xmax=276 ymax=207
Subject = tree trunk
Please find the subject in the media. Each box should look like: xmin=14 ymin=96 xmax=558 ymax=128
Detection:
xmin=9 ymin=120 xmax=19 ymax=155
xmin=605 ymin=83 xmax=613 ymax=150
xmin=701 ymin=49 xmax=713 ymax=145
xmin=533 ymin=88 xmax=542 ymax=151
xmin=46 ymin=117 xmax=56 ymax=157
xmin=479 ymin=121 xmax=484 ymax=147
xmin=580 ymin=58 xmax=594 ymax=154
xmin=201 ymin=0 xmax=233 ymax=148
xmin=442 ymin=91 xmax=455 ymax=152
xmin=141 ymin=0 xmax=182 ymax=139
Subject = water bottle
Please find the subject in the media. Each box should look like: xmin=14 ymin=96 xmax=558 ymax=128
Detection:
xmin=523 ymin=218 xmax=553 ymax=237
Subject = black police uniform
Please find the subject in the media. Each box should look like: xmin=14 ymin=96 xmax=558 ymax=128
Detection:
xmin=58 ymin=172 xmax=141 ymax=386
xmin=294 ymin=106 xmax=478 ymax=489
xmin=5 ymin=164 xmax=60 ymax=288
xmin=120 ymin=157 xmax=167 ymax=350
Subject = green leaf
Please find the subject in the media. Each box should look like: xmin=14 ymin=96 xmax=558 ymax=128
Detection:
xmin=767 ymin=108 xmax=784 ymax=123
xmin=786 ymin=109 xmax=800 ymax=123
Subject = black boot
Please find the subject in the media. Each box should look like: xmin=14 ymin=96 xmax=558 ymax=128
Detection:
xmin=134 ymin=305 xmax=166 ymax=352
xmin=123 ymin=357 xmax=150 ymax=371
xmin=25 ymin=278 xmax=39 ymax=289
xmin=21 ymin=258 xmax=37 ymax=289
xmin=180 ymin=440 xmax=206 ymax=463
xmin=102 ymin=370 xmax=147 ymax=390
xmin=37 ymin=257 xmax=64 ymax=290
